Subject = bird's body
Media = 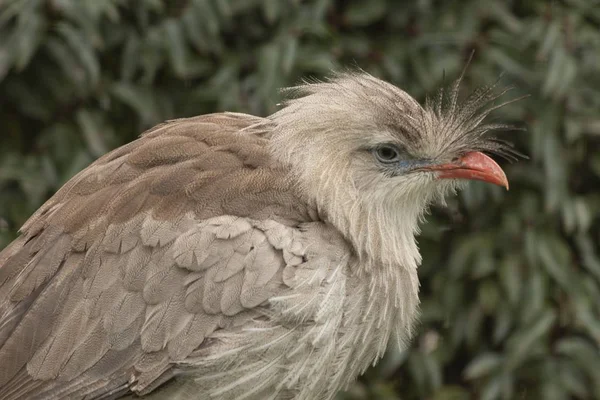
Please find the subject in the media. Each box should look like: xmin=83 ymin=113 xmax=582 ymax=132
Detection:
xmin=0 ymin=72 xmax=517 ymax=399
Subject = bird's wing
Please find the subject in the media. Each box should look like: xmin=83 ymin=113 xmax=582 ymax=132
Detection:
xmin=0 ymin=113 xmax=320 ymax=399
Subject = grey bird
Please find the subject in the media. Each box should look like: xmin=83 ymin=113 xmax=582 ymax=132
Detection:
xmin=0 ymin=70 xmax=519 ymax=400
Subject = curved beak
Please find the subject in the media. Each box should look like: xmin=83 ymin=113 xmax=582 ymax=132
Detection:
xmin=425 ymin=151 xmax=509 ymax=190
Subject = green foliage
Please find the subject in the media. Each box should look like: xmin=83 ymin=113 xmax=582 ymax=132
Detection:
xmin=1 ymin=0 xmax=600 ymax=399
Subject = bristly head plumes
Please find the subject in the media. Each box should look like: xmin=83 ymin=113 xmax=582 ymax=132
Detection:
xmin=423 ymin=67 xmax=526 ymax=163
xmin=266 ymin=68 xmax=523 ymax=271
xmin=270 ymin=67 xmax=525 ymax=166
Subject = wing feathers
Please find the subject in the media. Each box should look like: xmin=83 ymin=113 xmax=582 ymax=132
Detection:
xmin=1 ymin=214 xmax=350 ymax=399
xmin=0 ymin=113 xmax=346 ymax=400
xmin=27 ymin=301 xmax=91 ymax=380
xmin=172 ymin=229 xmax=216 ymax=270
xmin=104 ymin=291 xmax=145 ymax=338
xmin=167 ymin=313 xmax=221 ymax=360
xmin=0 ymin=237 xmax=28 ymax=287
xmin=184 ymin=275 xmax=206 ymax=314
xmin=9 ymin=233 xmax=71 ymax=301
xmin=120 ymin=245 xmax=152 ymax=291
xmin=140 ymin=216 xmax=184 ymax=248
xmin=59 ymin=320 xmax=110 ymax=380
xmin=0 ymin=251 xmax=83 ymax=386
xmin=220 ymin=272 xmax=245 ymax=316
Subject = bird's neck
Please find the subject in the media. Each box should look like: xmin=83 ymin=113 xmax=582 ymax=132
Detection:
xmin=336 ymin=223 xmax=422 ymax=380
xmin=319 ymin=185 xmax=425 ymax=277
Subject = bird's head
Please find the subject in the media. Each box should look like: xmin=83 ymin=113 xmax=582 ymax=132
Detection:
xmin=268 ymin=70 xmax=522 ymax=270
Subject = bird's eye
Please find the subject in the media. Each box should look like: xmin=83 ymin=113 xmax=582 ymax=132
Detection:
xmin=374 ymin=145 xmax=401 ymax=164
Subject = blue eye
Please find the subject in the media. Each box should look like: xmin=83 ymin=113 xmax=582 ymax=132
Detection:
xmin=374 ymin=145 xmax=401 ymax=164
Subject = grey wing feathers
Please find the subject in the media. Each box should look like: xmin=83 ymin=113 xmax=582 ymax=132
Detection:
xmin=0 ymin=113 xmax=321 ymax=399
xmin=0 ymin=212 xmax=296 ymax=399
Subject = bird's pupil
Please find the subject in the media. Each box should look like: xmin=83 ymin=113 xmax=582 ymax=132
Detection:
xmin=373 ymin=145 xmax=402 ymax=164
xmin=379 ymin=147 xmax=396 ymax=160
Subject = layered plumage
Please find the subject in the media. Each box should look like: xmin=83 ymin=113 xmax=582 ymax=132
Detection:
xmin=0 ymin=71 xmax=519 ymax=399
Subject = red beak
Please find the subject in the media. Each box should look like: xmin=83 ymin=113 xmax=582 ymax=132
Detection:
xmin=427 ymin=151 xmax=509 ymax=190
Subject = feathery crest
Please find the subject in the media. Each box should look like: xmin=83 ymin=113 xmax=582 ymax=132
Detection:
xmin=275 ymin=61 xmax=527 ymax=163
xmin=425 ymin=55 xmax=528 ymax=162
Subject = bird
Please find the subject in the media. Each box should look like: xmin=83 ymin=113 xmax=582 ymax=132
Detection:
xmin=0 ymin=68 xmax=520 ymax=400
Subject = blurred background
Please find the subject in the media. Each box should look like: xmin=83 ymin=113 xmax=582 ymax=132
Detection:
xmin=1 ymin=0 xmax=600 ymax=399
